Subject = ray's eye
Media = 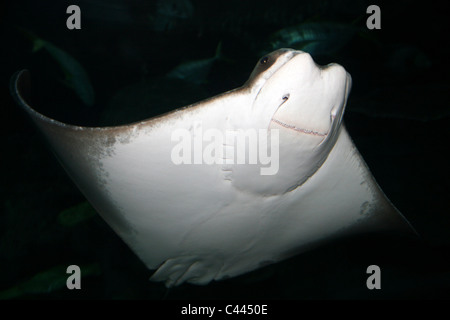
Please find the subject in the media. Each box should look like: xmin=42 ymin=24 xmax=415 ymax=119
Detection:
xmin=260 ymin=56 xmax=269 ymax=64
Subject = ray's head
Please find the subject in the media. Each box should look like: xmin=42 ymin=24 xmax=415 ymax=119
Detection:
xmin=246 ymin=48 xmax=352 ymax=149
xmin=230 ymin=49 xmax=353 ymax=195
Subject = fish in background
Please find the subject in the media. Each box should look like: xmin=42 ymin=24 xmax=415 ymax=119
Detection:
xmin=261 ymin=21 xmax=358 ymax=58
xmin=0 ymin=264 xmax=101 ymax=299
xmin=99 ymin=43 xmax=225 ymax=126
xmin=19 ymin=29 xmax=95 ymax=107
xmin=98 ymin=44 xmax=225 ymax=126
xmin=74 ymin=0 xmax=135 ymax=25
xmin=148 ymin=0 xmax=194 ymax=32
xmin=166 ymin=42 xmax=223 ymax=85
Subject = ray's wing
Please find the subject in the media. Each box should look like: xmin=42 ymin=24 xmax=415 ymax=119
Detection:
xmin=11 ymin=70 xmax=239 ymax=271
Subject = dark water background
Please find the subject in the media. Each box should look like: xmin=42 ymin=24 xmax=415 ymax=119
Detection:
xmin=0 ymin=0 xmax=449 ymax=299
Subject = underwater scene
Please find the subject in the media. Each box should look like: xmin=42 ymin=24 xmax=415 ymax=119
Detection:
xmin=1 ymin=0 xmax=450 ymax=300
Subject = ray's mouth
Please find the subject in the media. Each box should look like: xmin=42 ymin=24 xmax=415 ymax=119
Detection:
xmin=270 ymin=100 xmax=344 ymax=144
xmin=270 ymin=118 xmax=328 ymax=137
xmin=269 ymin=70 xmax=350 ymax=142
xmin=269 ymin=93 xmax=332 ymax=138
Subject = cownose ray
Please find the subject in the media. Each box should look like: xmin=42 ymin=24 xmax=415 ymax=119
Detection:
xmin=11 ymin=49 xmax=416 ymax=288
